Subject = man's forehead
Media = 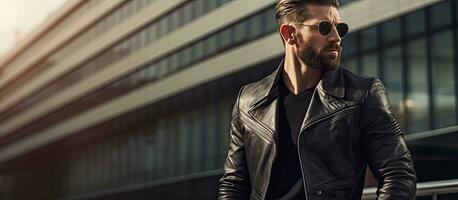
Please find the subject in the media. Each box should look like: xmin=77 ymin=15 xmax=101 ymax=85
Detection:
xmin=302 ymin=4 xmax=341 ymax=22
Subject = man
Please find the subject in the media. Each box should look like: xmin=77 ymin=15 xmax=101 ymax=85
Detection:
xmin=218 ymin=0 xmax=417 ymax=199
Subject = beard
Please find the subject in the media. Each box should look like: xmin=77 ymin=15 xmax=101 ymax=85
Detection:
xmin=297 ymin=41 xmax=341 ymax=71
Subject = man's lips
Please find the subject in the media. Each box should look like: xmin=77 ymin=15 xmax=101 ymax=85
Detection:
xmin=324 ymin=49 xmax=340 ymax=58
xmin=325 ymin=49 xmax=340 ymax=55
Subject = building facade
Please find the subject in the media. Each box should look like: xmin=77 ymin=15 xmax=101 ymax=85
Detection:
xmin=0 ymin=0 xmax=456 ymax=199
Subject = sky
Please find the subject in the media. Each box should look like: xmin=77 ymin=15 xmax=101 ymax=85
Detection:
xmin=0 ymin=0 xmax=69 ymax=57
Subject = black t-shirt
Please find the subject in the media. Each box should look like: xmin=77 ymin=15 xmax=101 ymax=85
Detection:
xmin=265 ymin=79 xmax=315 ymax=200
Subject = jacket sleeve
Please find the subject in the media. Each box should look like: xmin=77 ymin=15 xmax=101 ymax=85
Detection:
xmin=361 ymin=79 xmax=417 ymax=200
xmin=218 ymin=87 xmax=251 ymax=199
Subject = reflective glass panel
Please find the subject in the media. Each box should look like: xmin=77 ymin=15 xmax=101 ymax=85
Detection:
xmin=361 ymin=52 xmax=379 ymax=77
xmin=383 ymin=45 xmax=404 ymax=129
xmin=405 ymin=38 xmax=430 ymax=133
xmin=431 ymin=30 xmax=456 ymax=128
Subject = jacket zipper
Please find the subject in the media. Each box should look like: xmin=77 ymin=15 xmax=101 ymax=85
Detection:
xmin=240 ymin=111 xmax=278 ymax=199
xmin=297 ymin=105 xmax=359 ymax=199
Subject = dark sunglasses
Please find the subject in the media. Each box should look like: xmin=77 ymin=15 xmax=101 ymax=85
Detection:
xmin=297 ymin=21 xmax=349 ymax=38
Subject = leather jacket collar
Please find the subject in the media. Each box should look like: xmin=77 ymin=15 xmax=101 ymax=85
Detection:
xmin=247 ymin=59 xmax=349 ymax=141
xmin=251 ymin=59 xmax=346 ymax=106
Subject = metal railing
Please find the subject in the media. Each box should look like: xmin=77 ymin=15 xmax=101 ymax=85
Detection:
xmin=363 ymin=179 xmax=458 ymax=199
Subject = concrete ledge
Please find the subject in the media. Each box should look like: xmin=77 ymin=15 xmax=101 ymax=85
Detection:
xmin=340 ymin=0 xmax=442 ymax=32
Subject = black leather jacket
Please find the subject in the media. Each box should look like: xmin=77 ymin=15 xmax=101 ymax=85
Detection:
xmin=218 ymin=62 xmax=416 ymax=200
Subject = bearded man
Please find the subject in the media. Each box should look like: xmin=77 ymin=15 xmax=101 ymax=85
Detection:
xmin=218 ymin=0 xmax=417 ymax=199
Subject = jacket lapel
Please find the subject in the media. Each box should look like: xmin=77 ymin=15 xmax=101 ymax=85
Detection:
xmin=300 ymin=67 xmax=347 ymax=132
xmin=247 ymin=60 xmax=284 ymax=142
xmin=247 ymin=60 xmax=348 ymax=142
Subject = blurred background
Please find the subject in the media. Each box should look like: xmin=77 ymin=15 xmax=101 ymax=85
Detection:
xmin=0 ymin=0 xmax=457 ymax=199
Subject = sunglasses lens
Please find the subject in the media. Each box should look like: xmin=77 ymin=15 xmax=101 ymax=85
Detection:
xmin=336 ymin=23 xmax=349 ymax=38
xmin=318 ymin=21 xmax=332 ymax=36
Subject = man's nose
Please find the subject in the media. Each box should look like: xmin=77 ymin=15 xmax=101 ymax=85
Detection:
xmin=327 ymin=25 xmax=341 ymax=44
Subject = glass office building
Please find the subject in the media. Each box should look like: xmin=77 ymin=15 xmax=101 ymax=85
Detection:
xmin=0 ymin=0 xmax=456 ymax=199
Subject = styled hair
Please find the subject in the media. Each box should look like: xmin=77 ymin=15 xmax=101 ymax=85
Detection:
xmin=275 ymin=0 xmax=340 ymax=26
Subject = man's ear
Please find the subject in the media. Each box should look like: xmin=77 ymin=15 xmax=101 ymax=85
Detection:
xmin=280 ymin=24 xmax=296 ymax=45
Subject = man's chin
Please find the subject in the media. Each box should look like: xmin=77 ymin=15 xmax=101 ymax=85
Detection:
xmin=321 ymin=59 xmax=340 ymax=71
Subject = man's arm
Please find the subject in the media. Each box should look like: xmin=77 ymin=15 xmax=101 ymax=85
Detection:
xmin=218 ymin=87 xmax=251 ymax=199
xmin=361 ymin=79 xmax=417 ymax=199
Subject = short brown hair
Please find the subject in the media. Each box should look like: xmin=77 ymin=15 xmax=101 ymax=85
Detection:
xmin=275 ymin=0 xmax=340 ymax=26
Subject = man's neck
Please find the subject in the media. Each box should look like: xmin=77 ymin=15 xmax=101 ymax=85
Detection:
xmin=282 ymin=53 xmax=322 ymax=95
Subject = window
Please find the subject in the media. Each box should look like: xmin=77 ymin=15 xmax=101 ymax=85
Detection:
xmin=139 ymin=29 xmax=148 ymax=48
xmin=343 ymin=57 xmax=358 ymax=74
xmin=131 ymin=33 xmax=141 ymax=51
xmin=361 ymin=52 xmax=379 ymax=77
xmin=189 ymin=1 xmax=198 ymax=20
xmin=118 ymin=40 xmax=129 ymax=56
xmin=125 ymin=37 xmax=135 ymax=55
xmin=431 ymin=30 xmax=456 ymax=128
xmin=218 ymin=99 xmax=232 ymax=165
xmin=166 ymin=119 xmax=178 ymax=177
xmin=192 ymin=41 xmax=205 ymax=61
xmin=206 ymin=0 xmax=217 ymax=12
xmin=182 ymin=2 xmax=193 ymax=24
xmin=148 ymin=23 xmax=158 ymax=42
xmin=146 ymin=63 xmax=158 ymax=82
xmin=429 ymin=1 xmax=452 ymax=30
xmin=170 ymin=53 xmax=179 ymax=72
xmin=170 ymin=10 xmax=180 ymax=31
xmin=381 ymin=18 xmax=401 ymax=45
xmin=205 ymin=34 xmax=217 ymax=56
xmin=247 ymin=14 xmax=263 ymax=39
xmin=156 ymin=120 xmax=167 ymax=179
xmin=114 ymin=7 xmax=123 ymax=23
xmin=119 ymin=3 xmax=129 ymax=21
xmin=233 ymin=21 xmax=247 ymax=44
xmin=125 ymin=0 xmax=134 ymax=17
xmin=178 ymin=115 xmax=189 ymax=175
xmin=264 ymin=7 xmax=277 ymax=34
xmin=405 ymin=10 xmax=426 ymax=37
xmin=111 ymin=137 xmax=121 ymax=186
xmin=406 ymin=38 xmax=429 ymax=133
xmin=145 ymin=126 xmax=155 ymax=180
xmin=383 ymin=46 xmax=405 ymax=129
xmin=120 ymin=134 xmax=129 ymax=184
xmin=157 ymin=59 xmax=168 ymax=77
xmin=133 ymin=133 xmax=144 ymax=184
xmin=158 ymin=16 xmax=169 ymax=38
xmin=219 ymin=28 xmax=233 ymax=50
xmin=204 ymin=104 xmax=218 ymax=170
xmin=340 ymin=0 xmax=356 ymax=6
xmin=342 ymin=33 xmax=357 ymax=58
xmin=181 ymin=46 xmax=192 ymax=66
xmin=191 ymin=110 xmax=204 ymax=173
xmin=126 ymin=134 xmax=135 ymax=184
xmin=360 ymin=27 xmax=378 ymax=51
xmin=216 ymin=0 xmax=227 ymax=7
xmin=194 ymin=0 xmax=206 ymax=19
xmin=98 ymin=142 xmax=107 ymax=187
